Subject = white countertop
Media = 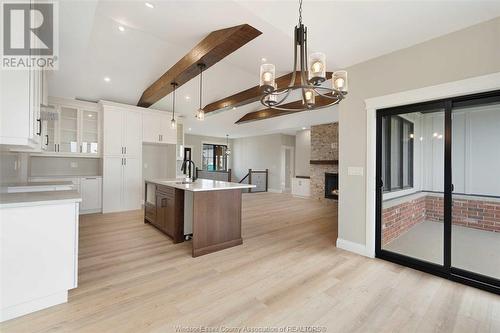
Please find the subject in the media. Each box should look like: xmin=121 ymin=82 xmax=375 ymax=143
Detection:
xmin=2 ymin=181 xmax=74 ymax=187
xmin=0 ymin=190 xmax=82 ymax=208
xmin=147 ymin=178 xmax=256 ymax=192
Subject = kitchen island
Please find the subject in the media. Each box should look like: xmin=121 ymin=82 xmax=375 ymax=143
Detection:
xmin=145 ymin=179 xmax=254 ymax=257
xmin=0 ymin=190 xmax=81 ymax=322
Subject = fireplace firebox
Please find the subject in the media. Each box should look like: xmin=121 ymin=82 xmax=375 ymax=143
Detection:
xmin=324 ymin=173 xmax=338 ymax=199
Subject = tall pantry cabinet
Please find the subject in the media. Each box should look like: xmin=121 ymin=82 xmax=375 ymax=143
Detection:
xmin=101 ymin=101 xmax=142 ymax=213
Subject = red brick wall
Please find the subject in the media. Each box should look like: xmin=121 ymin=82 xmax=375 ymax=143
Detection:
xmin=382 ymin=194 xmax=500 ymax=245
xmin=427 ymin=196 xmax=500 ymax=232
xmin=382 ymin=196 xmax=426 ymax=245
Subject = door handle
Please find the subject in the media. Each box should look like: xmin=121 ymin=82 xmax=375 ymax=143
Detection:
xmin=36 ymin=118 xmax=41 ymax=136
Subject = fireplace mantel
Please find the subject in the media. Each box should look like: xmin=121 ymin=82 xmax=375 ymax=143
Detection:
xmin=310 ymin=160 xmax=339 ymax=165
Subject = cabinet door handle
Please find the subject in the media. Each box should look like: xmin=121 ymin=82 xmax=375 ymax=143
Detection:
xmin=124 ymin=147 xmax=127 ymax=154
xmin=45 ymin=135 xmax=49 ymax=145
xmin=124 ymin=158 xmax=126 ymax=166
xmin=36 ymin=119 xmax=41 ymax=136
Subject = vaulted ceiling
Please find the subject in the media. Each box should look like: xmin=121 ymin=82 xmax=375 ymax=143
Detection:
xmin=48 ymin=0 xmax=500 ymax=138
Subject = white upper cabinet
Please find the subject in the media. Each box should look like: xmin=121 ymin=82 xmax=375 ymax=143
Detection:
xmin=124 ymin=110 xmax=143 ymax=157
xmin=39 ymin=97 xmax=102 ymax=157
xmin=142 ymin=110 xmax=176 ymax=144
xmin=0 ymin=68 xmax=43 ymax=148
xmin=101 ymin=101 xmax=142 ymax=157
xmin=103 ymin=107 xmax=124 ymax=156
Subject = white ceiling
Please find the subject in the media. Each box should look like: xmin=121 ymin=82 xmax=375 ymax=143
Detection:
xmin=49 ymin=0 xmax=500 ymax=138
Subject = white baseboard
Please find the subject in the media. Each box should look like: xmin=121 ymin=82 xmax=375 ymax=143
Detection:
xmin=336 ymin=238 xmax=372 ymax=257
xmin=80 ymin=208 xmax=102 ymax=215
xmin=267 ymin=188 xmax=282 ymax=193
xmin=1 ymin=291 xmax=67 ymax=322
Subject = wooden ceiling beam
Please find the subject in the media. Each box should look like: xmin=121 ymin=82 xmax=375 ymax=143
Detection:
xmin=137 ymin=24 xmax=262 ymax=108
xmin=235 ymin=95 xmax=333 ymax=124
xmin=203 ymin=71 xmax=332 ymax=113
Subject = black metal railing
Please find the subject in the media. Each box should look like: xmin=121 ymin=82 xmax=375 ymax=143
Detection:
xmin=238 ymin=169 xmax=268 ymax=193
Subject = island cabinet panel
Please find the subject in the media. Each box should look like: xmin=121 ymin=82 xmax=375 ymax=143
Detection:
xmin=148 ymin=185 xmax=184 ymax=243
xmin=192 ymin=189 xmax=243 ymax=257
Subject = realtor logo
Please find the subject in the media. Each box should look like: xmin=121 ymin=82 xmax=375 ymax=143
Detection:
xmin=1 ymin=1 xmax=58 ymax=69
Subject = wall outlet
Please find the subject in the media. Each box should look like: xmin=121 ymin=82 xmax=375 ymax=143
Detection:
xmin=70 ymin=162 xmax=78 ymax=168
xmin=348 ymin=167 xmax=364 ymax=176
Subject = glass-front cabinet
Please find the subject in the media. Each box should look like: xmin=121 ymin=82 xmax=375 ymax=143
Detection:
xmin=81 ymin=110 xmax=99 ymax=154
xmin=41 ymin=98 xmax=101 ymax=156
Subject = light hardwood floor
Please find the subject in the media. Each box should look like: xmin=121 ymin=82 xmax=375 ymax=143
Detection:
xmin=2 ymin=193 xmax=499 ymax=332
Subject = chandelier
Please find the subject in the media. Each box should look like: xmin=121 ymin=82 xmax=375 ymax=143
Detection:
xmin=259 ymin=0 xmax=348 ymax=111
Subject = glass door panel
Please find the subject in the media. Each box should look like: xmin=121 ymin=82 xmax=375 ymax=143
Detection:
xmin=59 ymin=106 xmax=79 ymax=153
xmin=451 ymin=101 xmax=500 ymax=281
xmin=381 ymin=109 xmax=445 ymax=265
xmin=81 ymin=110 xmax=99 ymax=154
xmin=41 ymin=105 xmax=58 ymax=152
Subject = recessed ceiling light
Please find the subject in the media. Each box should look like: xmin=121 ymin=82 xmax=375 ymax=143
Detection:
xmin=232 ymin=107 xmax=236 ymax=110
xmin=261 ymin=57 xmax=267 ymax=63
xmin=118 ymin=25 xmax=125 ymax=32
xmin=302 ymin=127 xmax=307 ymax=130
xmin=188 ymin=128 xmax=192 ymax=131
xmin=104 ymin=77 xmax=111 ymax=82
xmin=145 ymin=2 xmax=154 ymax=8
xmin=185 ymin=95 xmax=190 ymax=100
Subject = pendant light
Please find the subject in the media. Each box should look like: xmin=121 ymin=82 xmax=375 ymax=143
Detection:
xmin=225 ymin=134 xmax=231 ymax=156
xmin=171 ymin=82 xmax=178 ymax=129
xmin=195 ymin=63 xmax=206 ymax=120
xmin=259 ymin=0 xmax=348 ymax=111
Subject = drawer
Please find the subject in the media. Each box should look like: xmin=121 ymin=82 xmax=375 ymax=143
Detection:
xmin=156 ymin=185 xmax=174 ymax=197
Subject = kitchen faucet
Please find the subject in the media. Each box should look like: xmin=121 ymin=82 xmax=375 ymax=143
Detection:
xmin=181 ymin=159 xmax=197 ymax=182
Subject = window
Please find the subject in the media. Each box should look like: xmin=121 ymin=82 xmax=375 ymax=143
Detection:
xmin=382 ymin=115 xmax=414 ymax=192
xmin=202 ymin=144 xmax=228 ymax=171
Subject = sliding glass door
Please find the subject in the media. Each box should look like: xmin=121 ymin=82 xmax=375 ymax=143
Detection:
xmin=451 ymin=99 xmax=500 ymax=283
xmin=380 ymin=108 xmax=445 ymax=265
xmin=376 ymin=91 xmax=500 ymax=294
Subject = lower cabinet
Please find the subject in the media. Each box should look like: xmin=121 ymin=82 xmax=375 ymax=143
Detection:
xmin=145 ymin=184 xmax=184 ymax=243
xmin=80 ymin=177 xmax=102 ymax=213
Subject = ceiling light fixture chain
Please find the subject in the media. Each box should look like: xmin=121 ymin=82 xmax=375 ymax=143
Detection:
xmin=196 ymin=63 xmax=206 ymax=121
xmin=298 ymin=0 xmax=303 ymax=25
xmin=171 ymin=82 xmax=178 ymax=129
xmin=259 ymin=0 xmax=349 ymax=112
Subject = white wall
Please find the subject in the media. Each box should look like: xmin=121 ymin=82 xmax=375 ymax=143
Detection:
xmin=295 ymin=129 xmax=311 ymax=177
xmin=339 ymin=17 xmax=500 ymax=246
xmin=232 ymin=134 xmax=295 ymax=191
xmin=142 ymin=143 xmax=176 ymax=192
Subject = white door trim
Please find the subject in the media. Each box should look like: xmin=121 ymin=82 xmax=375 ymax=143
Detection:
xmin=281 ymin=145 xmax=295 ymax=192
xmin=363 ymin=72 xmax=500 ymax=259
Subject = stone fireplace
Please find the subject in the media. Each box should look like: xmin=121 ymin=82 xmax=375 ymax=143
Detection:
xmin=310 ymin=123 xmax=338 ymax=201
xmin=324 ymin=173 xmax=338 ymax=199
